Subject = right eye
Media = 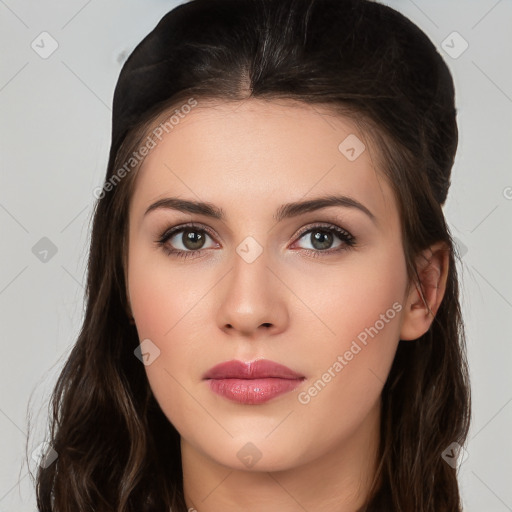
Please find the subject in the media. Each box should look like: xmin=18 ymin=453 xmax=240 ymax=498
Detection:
xmin=156 ymin=223 xmax=219 ymax=259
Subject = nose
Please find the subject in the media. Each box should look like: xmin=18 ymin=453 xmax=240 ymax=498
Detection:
xmin=215 ymin=247 xmax=289 ymax=338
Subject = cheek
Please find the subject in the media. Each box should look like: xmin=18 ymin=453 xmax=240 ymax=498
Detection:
xmin=290 ymin=246 xmax=406 ymax=422
xmin=127 ymin=254 xmax=209 ymax=436
xmin=127 ymin=247 xmax=212 ymax=402
xmin=287 ymin=241 xmax=407 ymax=345
xmin=127 ymin=246 xmax=211 ymax=340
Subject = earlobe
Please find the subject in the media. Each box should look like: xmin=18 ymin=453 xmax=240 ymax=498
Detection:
xmin=399 ymin=241 xmax=450 ymax=341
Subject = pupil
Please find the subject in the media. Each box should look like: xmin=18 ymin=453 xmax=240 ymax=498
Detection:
xmin=183 ymin=229 xmax=204 ymax=250
xmin=312 ymin=231 xmax=332 ymax=250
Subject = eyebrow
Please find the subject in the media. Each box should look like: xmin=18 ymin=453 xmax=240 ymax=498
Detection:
xmin=144 ymin=194 xmax=376 ymax=224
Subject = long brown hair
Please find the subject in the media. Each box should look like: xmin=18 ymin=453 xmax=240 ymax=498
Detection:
xmin=32 ymin=0 xmax=471 ymax=510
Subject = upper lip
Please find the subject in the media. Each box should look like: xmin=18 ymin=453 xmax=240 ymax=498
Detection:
xmin=203 ymin=359 xmax=304 ymax=380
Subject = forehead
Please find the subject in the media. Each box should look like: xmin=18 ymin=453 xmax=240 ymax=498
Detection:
xmin=129 ymin=99 xmax=398 ymax=227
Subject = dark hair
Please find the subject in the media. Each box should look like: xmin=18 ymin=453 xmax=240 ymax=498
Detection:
xmin=32 ymin=0 xmax=471 ymax=510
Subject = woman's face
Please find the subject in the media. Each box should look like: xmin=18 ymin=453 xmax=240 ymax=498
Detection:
xmin=126 ymin=99 xmax=410 ymax=472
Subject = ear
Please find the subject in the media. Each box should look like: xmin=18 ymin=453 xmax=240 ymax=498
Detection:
xmin=399 ymin=241 xmax=450 ymax=341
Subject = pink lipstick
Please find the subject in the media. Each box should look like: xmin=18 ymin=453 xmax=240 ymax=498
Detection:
xmin=203 ymin=359 xmax=305 ymax=405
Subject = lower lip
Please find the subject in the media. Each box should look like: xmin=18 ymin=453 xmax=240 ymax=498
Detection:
xmin=206 ymin=378 xmax=304 ymax=404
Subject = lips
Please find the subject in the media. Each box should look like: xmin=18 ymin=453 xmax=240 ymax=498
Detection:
xmin=203 ymin=359 xmax=305 ymax=405
xmin=203 ymin=359 xmax=304 ymax=380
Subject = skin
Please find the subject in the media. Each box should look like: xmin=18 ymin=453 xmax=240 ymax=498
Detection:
xmin=125 ymin=98 xmax=449 ymax=512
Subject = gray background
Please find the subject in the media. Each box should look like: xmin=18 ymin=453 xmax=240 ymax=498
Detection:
xmin=1 ymin=0 xmax=511 ymax=510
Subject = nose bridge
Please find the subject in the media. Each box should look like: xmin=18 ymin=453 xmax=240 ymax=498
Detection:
xmin=216 ymin=236 xmax=287 ymax=334
xmin=229 ymin=238 xmax=273 ymax=310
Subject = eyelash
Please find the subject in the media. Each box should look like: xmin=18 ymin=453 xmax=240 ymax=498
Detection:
xmin=155 ymin=222 xmax=356 ymax=260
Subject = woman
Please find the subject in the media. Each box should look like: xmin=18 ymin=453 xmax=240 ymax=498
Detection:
xmin=34 ymin=0 xmax=471 ymax=510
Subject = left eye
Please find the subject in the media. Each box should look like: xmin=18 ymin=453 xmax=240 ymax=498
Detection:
xmin=292 ymin=225 xmax=355 ymax=252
